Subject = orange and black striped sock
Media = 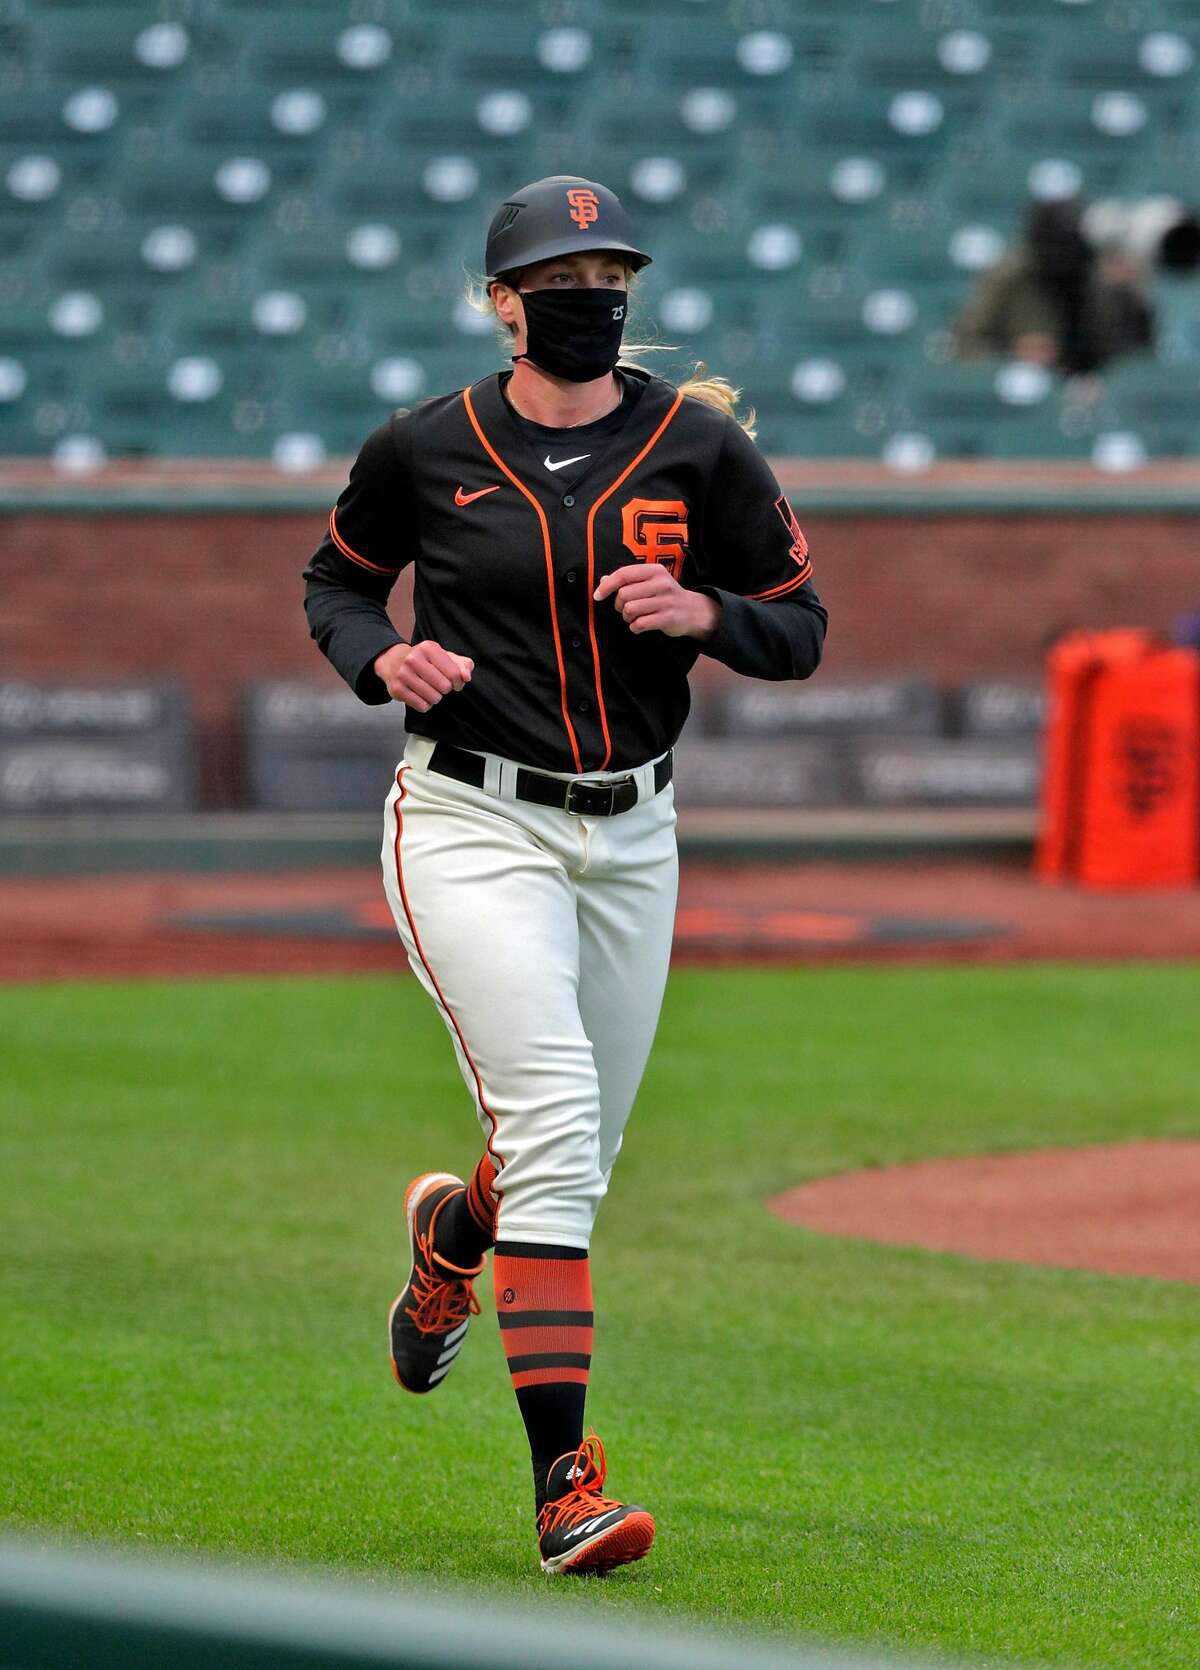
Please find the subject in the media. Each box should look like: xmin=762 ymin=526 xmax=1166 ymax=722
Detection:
xmin=493 ymin=1242 xmax=592 ymax=1510
xmin=433 ymin=1153 xmax=498 ymax=1268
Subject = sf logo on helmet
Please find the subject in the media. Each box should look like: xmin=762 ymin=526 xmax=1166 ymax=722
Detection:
xmin=621 ymin=498 xmax=689 ymax=580
xmin=567 ymin=187 xmax=600 ymax=230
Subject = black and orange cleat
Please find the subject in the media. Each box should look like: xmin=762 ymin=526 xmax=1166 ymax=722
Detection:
xmin=537 ymin=1433 xmax=655 ymax=1575
xmin=388 ymin=1171 xmax=484 ymax=1394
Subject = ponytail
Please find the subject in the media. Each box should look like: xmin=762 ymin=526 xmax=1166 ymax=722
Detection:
xmin=672 ymin=366 xmax=757 ymax=440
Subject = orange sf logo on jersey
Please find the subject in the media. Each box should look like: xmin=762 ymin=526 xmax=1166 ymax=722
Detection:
xmin=621 ymin=498 xmax=689 ymax=580
xmin=567 ymin=187 xmax=600 ymax=230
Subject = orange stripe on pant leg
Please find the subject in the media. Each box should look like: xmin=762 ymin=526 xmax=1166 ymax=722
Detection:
xmin=391 ymin=768 xmax=505 ymax=1172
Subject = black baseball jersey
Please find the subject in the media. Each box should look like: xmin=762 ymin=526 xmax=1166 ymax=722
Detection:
xmin=304 ymin=366 xmax=827 ymax=774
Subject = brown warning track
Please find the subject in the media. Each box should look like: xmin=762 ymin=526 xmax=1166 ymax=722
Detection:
xmin=769 ymin=1139 xmax=1200 ymax=1283
xmin=3 ymin=859 xmax=1200 ymax=982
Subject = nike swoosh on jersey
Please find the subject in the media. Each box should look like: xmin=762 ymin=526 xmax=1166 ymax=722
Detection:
xmin=455 ymin=485 xmax=501 ymax=505
xmin=543 ymin=453 xmax=591 ymax=472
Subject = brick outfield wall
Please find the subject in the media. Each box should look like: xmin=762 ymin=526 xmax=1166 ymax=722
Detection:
xmin=2 ymin=509 xmax=1198 ymax=806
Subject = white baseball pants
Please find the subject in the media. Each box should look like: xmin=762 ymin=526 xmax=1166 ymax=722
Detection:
xmin=381 ymin=736 xmax=679 ymax=1249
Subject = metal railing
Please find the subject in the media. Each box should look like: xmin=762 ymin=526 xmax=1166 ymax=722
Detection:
xmin=0 ymin=1541 xmax=962 ymax=1670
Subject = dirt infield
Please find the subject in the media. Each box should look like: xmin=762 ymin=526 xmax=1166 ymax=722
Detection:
xmin=769 ymin=1140 xmax=1200 ymax=1284
xmin=3 ymin=858 xmax=1200 ymax=981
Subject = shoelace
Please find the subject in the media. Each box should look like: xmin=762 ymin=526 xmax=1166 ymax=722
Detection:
xmin=538 ymin=1433 xmax=623 ymax=1535
xmin=404 ymin=1233 xmax=482 ymax=1336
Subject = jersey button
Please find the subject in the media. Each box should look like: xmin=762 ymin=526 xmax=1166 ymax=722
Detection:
xmin=576 ymin=699 xmax=592 ymax=714
xmin=562 ymin=494 xmax=575 ymax=507
xmin=565 ymin=569 xmax=577 ymax=583
xmin=571 ymin=634 xmax=583 ymax=649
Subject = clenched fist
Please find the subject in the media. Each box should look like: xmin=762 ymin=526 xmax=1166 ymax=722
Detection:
xmin=374 ymin=641 xmax=474 ymax=712
xmin=593 ymin=564 xmax=720 ymax=639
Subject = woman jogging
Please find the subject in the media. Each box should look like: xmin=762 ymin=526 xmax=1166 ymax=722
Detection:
xmin=303 ymin=174 xmax=827 ymax=1575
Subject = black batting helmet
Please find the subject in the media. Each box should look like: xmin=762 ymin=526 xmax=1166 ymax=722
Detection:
xmin=484 ymin=175 xmax=652 ymax=280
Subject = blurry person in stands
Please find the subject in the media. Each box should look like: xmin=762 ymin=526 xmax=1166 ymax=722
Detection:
xmin=954 ymin=198 xmax=1153 ymax=373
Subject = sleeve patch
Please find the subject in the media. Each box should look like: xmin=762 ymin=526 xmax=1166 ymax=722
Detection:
xmin=744 ymin=494 xmax=813 ymax=595
xmin=775 ymin=494 xmax=810 ymax=566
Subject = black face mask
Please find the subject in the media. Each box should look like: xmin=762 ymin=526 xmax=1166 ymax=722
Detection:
xmin=513 ymin=287 xmax=627 ymax=383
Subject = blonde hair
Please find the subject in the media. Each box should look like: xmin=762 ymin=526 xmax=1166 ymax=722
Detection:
xmin=464 ymin=268 xmax=757 ymax=440
xmin=672 ymin=369 xmax=756 ymax=440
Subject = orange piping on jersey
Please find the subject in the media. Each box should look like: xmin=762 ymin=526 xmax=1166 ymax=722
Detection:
xmin=461 ymin=385 xmax=583 ymax=772
xmin=328 ymin=507 xmax=400 ymax=574
xmin=746 ymin=564 xmax=813 ymax=602
xmin=391 ymin=767 xmax=506 ymax=1174
xmin=585 ymin=391 xmax=685 ymax=768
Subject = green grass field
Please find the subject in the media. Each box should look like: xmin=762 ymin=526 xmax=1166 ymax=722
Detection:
xmin=2 ymin=965 xmax=1198 ymax=1668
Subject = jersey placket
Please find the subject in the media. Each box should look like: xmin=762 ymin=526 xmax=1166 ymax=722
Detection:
xmin=462 ymin=376 xmax=686 ymax=774
xmin=547 ymin=483 xmax=605 ymax=770
xmin=505 ymin=409 xmax=648 ymax=773
xmin=462 ymin=383 xmax=628 ymax=773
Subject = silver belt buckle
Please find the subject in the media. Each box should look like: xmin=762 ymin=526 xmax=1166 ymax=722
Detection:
xmin=564 ymin=775 xmax=634 ymax=816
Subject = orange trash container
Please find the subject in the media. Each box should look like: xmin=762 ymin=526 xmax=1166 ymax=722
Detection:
xmin=1037 ymin=631 xmax=1200 ymax=888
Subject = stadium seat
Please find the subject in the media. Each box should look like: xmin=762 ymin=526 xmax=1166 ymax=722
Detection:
xmin=173 ymin=92 xmax=326 ymax=155
xmin=232 ymin=13 xmax=437 ymax=88
xmin=936 ymin=155 xmax=1059 ymax=223
xmin=758 ymin=412 xmax=883 ymax=459
xmin=442 ymin=19 xmax=613 ymax=87
xmin=30 ymin=10 xmax=199 ymax=84
xmin=318 ymin=145 xmax=526 ymax=219
xmin=0 ymin=89 xmax=96 ymax=145
xmin=275 ymin=366 xmax=395 ymax=454
xmin=0 ymin=412 xmax=46 ymax=457
xmin=892 ymin=360 xmax=1129 ymax=460
xmin=1042 ymin=30 xmax=1198 ymax=94
xmin=847 ymin=20 xmax=1027 ymax=89
xmin=158 ymin=289 xmax=307 ymax=354
xmin=634 ymin=20 xmax=850 ymax=91
xmin=1002 ymin=92 xmax=1157 ymax=148
xmin=1099 ymin=359 xmax=1200 ymax=454
xmin=985 ymin=412 xmax=1101 ymax=462
xmin=366 ymin=294 xmax=481 ymax=354
xmin=119 ymin=147 xmax=283 ymax=223
xmin=1151 ymin=274 xmax=1200 ymax=366
xmin=984 ymin=0 xmax=1106 ymax=18
xmin=43 ymin=226 xmax=197 ymax=294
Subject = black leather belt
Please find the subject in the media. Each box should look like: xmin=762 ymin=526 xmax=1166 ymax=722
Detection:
xmin=427 ymin=741 xmax=672 ymax=817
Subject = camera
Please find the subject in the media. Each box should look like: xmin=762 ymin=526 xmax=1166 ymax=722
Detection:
xmin=1083 ymin=197 xmax=1200 ymax=274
